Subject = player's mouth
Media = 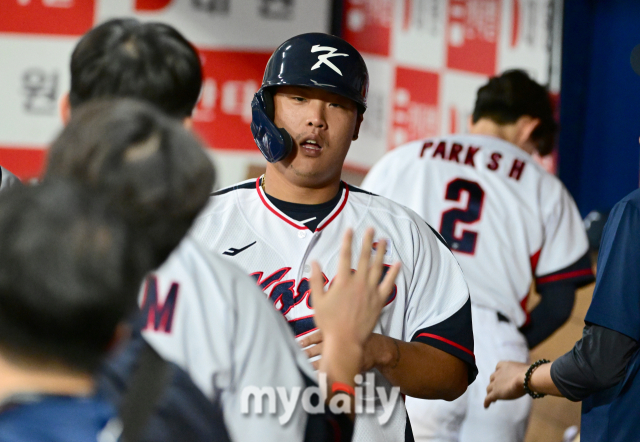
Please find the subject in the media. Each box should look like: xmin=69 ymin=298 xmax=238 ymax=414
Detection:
xmin=299 ymin=137 xmax=323 ymax=157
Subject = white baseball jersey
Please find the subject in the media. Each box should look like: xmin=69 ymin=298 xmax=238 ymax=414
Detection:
xmin=191 ymin=178 xmax=477 ymax=442
xmin=139 ymin=236 xmax=317 ymax=442
xmin=362 ymin=134 xmax=592 ymax=327
xmin=0 ymin=166 xmax=21 ymax=191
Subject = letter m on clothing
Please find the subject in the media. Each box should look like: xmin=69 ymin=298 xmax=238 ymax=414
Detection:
xmin=141 ymin=276 xmax=179 ymax=333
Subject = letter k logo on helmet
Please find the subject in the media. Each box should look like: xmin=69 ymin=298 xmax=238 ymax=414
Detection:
xmin=310 ymin=45 xmax=349 ymax=76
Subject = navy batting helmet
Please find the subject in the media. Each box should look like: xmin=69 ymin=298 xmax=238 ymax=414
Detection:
xmin=251 ymin=33 xmax=369 ymax=163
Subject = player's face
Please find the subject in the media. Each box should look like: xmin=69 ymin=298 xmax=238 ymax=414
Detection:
xmin=270 ymin=86 xmax=362 ymax=187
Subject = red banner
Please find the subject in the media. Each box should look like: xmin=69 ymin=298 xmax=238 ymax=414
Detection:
xmin=192 ymin=49 xmax=271 ymax=152
xmin=0 ymin=0 xmax=95 ymax=36
xmin=0 ymin=146 xmax=47 ymax=180
xmin=391 ymin=67 xmax=440 ymax=148
xmin=446 ymin=0 xmax=501 ymax=76
xmin=342 ymin=0 xmax=393 ymax=56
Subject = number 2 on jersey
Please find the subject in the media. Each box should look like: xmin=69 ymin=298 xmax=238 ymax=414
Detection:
xmin=439 ymin=179 xmax=485 ymax=255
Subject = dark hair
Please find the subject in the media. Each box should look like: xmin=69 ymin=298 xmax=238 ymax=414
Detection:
xmin=472 ymin=70 xmax=558 ymax=156
xmin=69 ymin=18 xmax=202 ymax=118
xmin=0 ymin=181 xmax=152 ymax=372
xmin=46 ymin=98 xmax=215 ymax=267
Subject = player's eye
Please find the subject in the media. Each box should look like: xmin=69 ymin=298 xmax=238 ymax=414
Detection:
xmin=329 ymin=102 xmax=343 ymax=108
xmin=291 ymin=96 xmax=306 ymax=102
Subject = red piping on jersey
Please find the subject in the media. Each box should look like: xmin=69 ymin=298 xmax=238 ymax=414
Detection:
xmin=256 ymin=178 xmax=349 ymax=232
xmin=316 ymin=183 xmax=349 ymax=232
xmin=537 ymin=268 xmax=593 ymax=285
xmin=329 ymin=418 xmax=341 ymax=442
xmin=530 ymin=249 xmax=541 ymax=274
xmin=256 ymin=178 xmax=306 ymax=230
xmin=520 ymin=249 xmax=542 ymax=324
xmin=415 ymin=333 xmax=475 ymax=359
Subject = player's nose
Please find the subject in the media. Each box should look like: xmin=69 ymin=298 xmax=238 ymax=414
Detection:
xmin=305 ymin=100 xmax=327 ymax=129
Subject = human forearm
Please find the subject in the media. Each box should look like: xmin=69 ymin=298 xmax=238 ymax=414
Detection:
xmin=367 ymin=333 xmax=468 ymax=400
xmin=484 ymin=360 xmax=562 ymax=408
xmin=528 ymin=363 xmax=562 ymax=396
xmin=520 ymin=282 xmax=576 ymax=348
xmin=320 ymin=337 xmax=363 ymax=390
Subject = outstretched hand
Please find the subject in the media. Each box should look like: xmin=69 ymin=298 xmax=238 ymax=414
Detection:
xmin=484 ymin=361 xmax=528 ymax=408
xmin=311 ymin=227 xmax=400 ymax=348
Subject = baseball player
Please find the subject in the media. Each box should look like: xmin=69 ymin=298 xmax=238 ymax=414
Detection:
xmin=192 ymin=32 xmax=477 ymax=442
xmin=484 ymin=47 xmax=640 ymax=442
xmin=0 ymin=180 xmax=151 ymax=442
xmin=0 ymin=165 xmax=21 ymax=191
xmin=58 ymin=19 xmax=387 ymax=442
xmin=51 ymin=99 xmax=400 ymax=442
xmin=361 ymin=70 xmax=594 ymax=442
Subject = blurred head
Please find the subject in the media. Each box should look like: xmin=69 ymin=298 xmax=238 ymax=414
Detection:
xmin=472 ymin=70 xmax=557 ymax=156
xmin=68 ymin=18 xmax=202 ymax=119
xmin=46 ymin=98 xmax=215 ymax=267
xmin=0 ymin=180 xmax=152 ymax=373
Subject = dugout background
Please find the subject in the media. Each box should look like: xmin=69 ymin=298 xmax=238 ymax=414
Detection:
xmin=2 ymin=1 xmax=629 ymax=441
xmin=0 ymin=0 xmax=561 ymax=188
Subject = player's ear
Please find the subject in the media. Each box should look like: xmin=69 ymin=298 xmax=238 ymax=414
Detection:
xmin=182 ymin=116 xmax=193 ymax=131
xmin=59 ymin=92 xmax=71 ymax=126
xmin=352 ymin=113 xmax=364 ymax=141
xmin=516 ymin=116 xmax=540 ymax=148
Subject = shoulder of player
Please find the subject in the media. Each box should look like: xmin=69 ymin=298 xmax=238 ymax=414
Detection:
xmin=346 ymin=184 xmax=449 ymax=247
xmin=347 ymin=182 xmax=421 ymax=220
xmin=166 ymin=237 xmax=265 ymax=303
xmin=604 ymin=189 xmax=640 ymax=230
xmin=211 ymin=178 xmax=257 ymax=196
xmin=384 ymin=138 xmax=429 ymax=160
xmin=618 ymin=188 xmax=640 ymax=210
xmin=197 ymin=178 xmax=257 ymax=217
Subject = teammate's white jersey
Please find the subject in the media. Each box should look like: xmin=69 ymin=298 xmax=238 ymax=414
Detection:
xmin=362 ymin=134 xmax=591 ymax=327
xmin=0 ymin=166 xmax=21 ymax=191
xmin=140 ymin=237 xmax=316 ymax=442
xmin=192 ymin=178 xmax=476 ymax=442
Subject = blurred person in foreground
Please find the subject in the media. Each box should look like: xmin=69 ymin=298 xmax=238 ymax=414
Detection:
xmin=59 ymin=18 xmax=401 ymax=441
xmin=484 ymin=49 xmax=640 ymax=442
xmin=0 ymin=180 xmax=153 ymax=441
xmin=49 ymin=96 xmax=400 ymax=441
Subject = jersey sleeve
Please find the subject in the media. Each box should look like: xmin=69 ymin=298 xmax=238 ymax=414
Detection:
xmin=584 ymin=194 xmax=640 ymax=341
xmin=140 ymin=239 xmax=315 ymax=442
xmin=403 ymin=219 xmax=477 ymax=381
xmin=535 ymin=181 xmax=593 ymax=287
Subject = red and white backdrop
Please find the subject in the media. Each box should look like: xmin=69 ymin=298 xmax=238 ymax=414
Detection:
xmin=344 ymin=0 xmax=562 ymax=175
xmin=0 ymin=0 xmax=560 ymax=186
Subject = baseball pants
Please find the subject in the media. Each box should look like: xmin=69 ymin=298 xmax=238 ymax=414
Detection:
xmin=405 ymin=304 xmax=532 ymax=442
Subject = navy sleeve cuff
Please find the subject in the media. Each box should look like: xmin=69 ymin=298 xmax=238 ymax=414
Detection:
xmin=411 ymin=298 xmax=478 ymax=384
xmin=536 ymin=251 xmax=594 ymax=288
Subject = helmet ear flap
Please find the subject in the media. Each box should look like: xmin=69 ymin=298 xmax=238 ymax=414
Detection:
xmin=250 ymin=89 xmax=293 ymax=163
xmin=262 ymin=88 xmax=275 ymax=120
